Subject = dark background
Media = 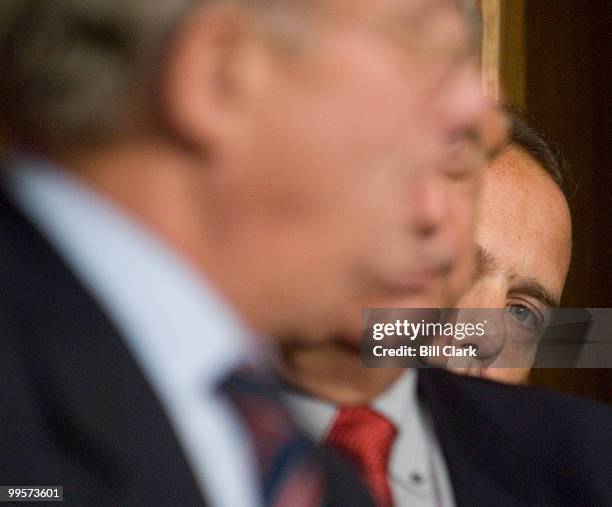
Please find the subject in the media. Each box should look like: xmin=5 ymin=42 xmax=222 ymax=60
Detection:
xmin=523 ymin=0 xmax=611 ymax=403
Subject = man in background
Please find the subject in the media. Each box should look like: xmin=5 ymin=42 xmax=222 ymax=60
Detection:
xmin=0 ymin=0 xmax=500 ymax=505
xmin=445 ymin=111 xmax=573 ymax=383
xmin=282 ymin=112 xmax=610 ymax=506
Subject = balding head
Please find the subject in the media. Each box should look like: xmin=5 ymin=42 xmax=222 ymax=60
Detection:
xmin=0 ymin=0 xmax=317 ymax=151
xmin=1 ymin=0 xmax=499 ymax=344
xmin=0 ymin=0 xmax=481 ymax=153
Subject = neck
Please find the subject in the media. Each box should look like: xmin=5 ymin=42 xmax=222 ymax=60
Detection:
xmin=281 ymin=341 xmax=405 ymax=405
xmin=53 ymin=138 xmax=277 ymax=337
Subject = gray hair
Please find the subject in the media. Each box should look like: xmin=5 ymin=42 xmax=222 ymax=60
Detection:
xmin=0 ymin=0 xmax=477 ymax=151
xmin=0 ymin=0 xmax=306 ymax=151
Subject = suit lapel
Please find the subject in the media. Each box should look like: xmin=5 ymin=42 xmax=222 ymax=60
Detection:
xmin=1 ymin=185 xmax=206 ymax=505
xmin=417 ymin=368 xmax=521 ymax=505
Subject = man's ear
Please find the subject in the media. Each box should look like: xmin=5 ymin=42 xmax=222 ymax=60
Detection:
xmin=158 ymin=3 xmax=266 ymax=155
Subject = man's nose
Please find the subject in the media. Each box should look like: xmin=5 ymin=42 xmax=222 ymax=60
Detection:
xmin=406 ymin=173 xmax=448 ymax=236
xmin=454 ymin=289 xmax=507 ymax=365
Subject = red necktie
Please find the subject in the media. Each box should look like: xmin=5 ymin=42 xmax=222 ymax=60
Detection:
xmin=326 ymin=407 xmax=396 ymax=507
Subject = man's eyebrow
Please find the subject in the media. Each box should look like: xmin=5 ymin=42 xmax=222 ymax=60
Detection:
xmin=459 ymin=128 xmax=504 ymax=162
xmin=474 ymin=245 xmax=561 ymax=307
xmin=474 ymin=244 xmax=498 ymax=278
xmin=509 ymin=278 xmax=560 ymax=308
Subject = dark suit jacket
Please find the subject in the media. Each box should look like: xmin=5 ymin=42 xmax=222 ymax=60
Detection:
xmin=0 ymin=185 xmax=374 ymax=506
xmin=3 ymin=181 xmax=611 ymax=506
xmin=418 ymin=368 xmax=612 ymax=506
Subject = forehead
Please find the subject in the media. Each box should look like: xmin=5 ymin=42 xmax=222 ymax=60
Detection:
xmin=327 ymin=0 xmax=471 ymax=39
xmin=331 ymin=0 xmax=465 ymax=15
xmin=477 ymin=147 xmax=572 ymax=294
xmin=322 ymin=0 xmax=476 ymax=75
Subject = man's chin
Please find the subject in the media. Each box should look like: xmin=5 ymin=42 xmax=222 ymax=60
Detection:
xmin=332 ymin=334 xmax=363 ymax=353
xmin=280 ymin=337 xmax=405 ymax=405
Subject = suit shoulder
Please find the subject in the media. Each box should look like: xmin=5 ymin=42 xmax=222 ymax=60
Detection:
xmin=445 ymin=368 xmax=609 ymax=410
xmin=421 ymin=367 xmax=612 ymax=431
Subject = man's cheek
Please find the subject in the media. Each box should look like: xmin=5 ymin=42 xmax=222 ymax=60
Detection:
xmin=446 ymin=223 xmax=478 ymax=303
xmin=454 ymin=189 xmax=480 ymax=240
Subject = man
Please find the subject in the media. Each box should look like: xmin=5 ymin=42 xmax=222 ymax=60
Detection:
xmin=0 ymin=1 xmax=501 ymax=506
xmin=283 ymin=114 xmax=611 ymax=506
xmin=443 ymin=111 xmax=573 ymax=383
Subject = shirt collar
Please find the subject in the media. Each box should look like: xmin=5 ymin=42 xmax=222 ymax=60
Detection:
xmin=372 ymin=369 xmax=418 ymax=429
xmin=4 ymin=155 xmax=259 ymax=392
xmin=283 ymin=370 xmax=418 ymax=440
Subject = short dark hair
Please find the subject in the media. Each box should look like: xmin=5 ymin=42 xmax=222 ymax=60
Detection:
xmin=506 ymin=105 xmax=574 ymax=200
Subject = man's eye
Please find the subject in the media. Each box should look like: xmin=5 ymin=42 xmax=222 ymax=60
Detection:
xmin=507 ymin=304 xmax=539 ymax=328
xmin=440 ymin=143 xmax=486 ymax=182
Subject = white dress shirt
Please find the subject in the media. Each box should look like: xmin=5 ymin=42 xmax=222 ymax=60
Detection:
xmin=5 ymin=156 xmax=263 ymax=507
xmin=284 ymin=371 xmax=456 ymax=507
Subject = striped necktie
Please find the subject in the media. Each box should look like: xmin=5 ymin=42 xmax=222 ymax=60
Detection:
xmin=220 ymin=367 xmax=326 ymax=507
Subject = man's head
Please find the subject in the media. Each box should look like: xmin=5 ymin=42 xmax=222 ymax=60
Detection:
xmin=281 ymin=112 xmax=568 ymax=404
xmin=0 ymin=0 xmax=501 ymax=341
xmin=448 ymin=113 xmax=572 ymax=383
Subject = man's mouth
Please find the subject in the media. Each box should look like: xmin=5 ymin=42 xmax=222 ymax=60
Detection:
xmin=333 ymin=335 xmax=363 ymax=353
xmin=388 ymin=263 xmax=453 ymax=294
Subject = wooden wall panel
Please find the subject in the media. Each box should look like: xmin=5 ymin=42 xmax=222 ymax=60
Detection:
xmin=480 ymin=1 xmax=611 ymax=404
xmin=479 ymin=0 xmax=526 ymax=107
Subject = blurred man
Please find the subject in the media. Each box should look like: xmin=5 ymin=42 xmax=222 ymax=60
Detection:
xmin=283 ymin=114 xmax=611 ymax=506
xmin=447 ymin=112 xmax=573 ymax=383
xmin=0 ymin=0 xmax=500 ymax=506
